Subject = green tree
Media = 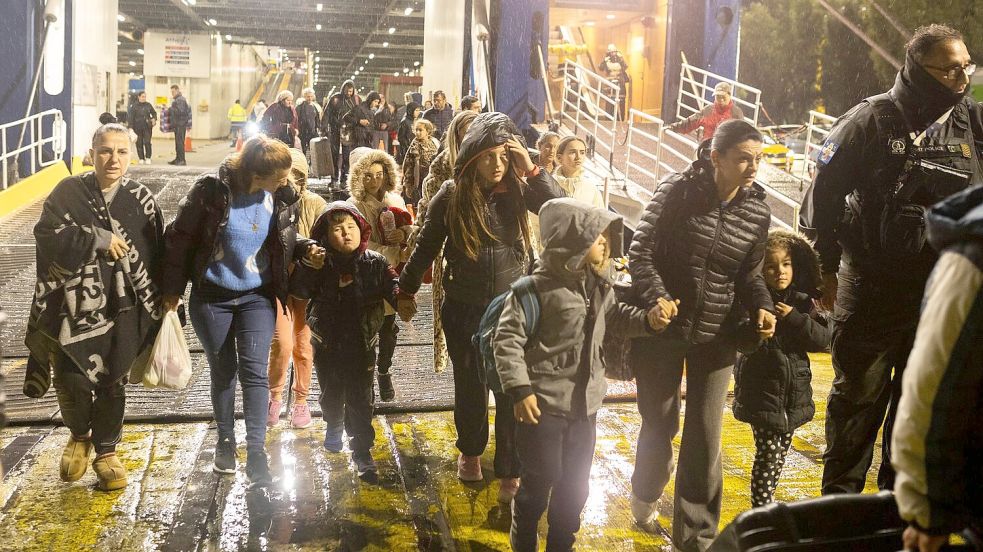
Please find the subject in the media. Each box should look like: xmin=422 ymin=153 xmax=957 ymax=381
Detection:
xmin=739 ymin=0 xmax=826 ymax=123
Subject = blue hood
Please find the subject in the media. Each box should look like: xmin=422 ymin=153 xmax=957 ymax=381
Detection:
xmin=926 ymin=184 xmax=983 ymax=252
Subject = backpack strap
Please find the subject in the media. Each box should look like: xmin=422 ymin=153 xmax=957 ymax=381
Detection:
xmin=510 ymin=276 xmax=540 ymax=338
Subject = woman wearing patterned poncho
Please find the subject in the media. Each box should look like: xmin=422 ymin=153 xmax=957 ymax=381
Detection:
xmin=24 ymin=123 xmax=165 ymax=492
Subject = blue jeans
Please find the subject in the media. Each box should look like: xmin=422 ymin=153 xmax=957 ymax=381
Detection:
xmin=190 ymin=283 xmax=275 ymax=458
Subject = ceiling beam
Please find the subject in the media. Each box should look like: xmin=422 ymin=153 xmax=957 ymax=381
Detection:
xmin=167 ymin=0 xmax=211 ymax=32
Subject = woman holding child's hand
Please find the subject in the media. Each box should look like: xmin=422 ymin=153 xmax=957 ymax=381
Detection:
xmin=625 ymin=120 xmax=776 ymax=544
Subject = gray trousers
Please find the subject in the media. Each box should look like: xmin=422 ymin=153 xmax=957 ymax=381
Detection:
xmin=631 ymin=334 xmax=736 ymax=552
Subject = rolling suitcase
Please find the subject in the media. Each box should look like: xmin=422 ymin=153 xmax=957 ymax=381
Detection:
xmin=309 ymin=136 xmax=335 ymax=179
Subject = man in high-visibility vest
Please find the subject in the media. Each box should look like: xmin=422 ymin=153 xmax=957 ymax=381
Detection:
xmin=227 ymin=99 xmax=248 ymax=147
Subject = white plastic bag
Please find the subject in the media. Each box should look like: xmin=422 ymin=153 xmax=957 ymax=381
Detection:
xmin=144 ymin=311 xmax=192 ymax=389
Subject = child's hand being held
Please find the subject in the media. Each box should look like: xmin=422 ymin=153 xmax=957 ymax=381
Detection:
xmin=514 ymin=395 xmax=541 ymax=425
xmin=646 ymin=306 xmax=671 ymax=332
xmin=775 ymin=303 xmax=793 ymax=319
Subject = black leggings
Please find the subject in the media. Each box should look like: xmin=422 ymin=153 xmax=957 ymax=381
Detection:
xmin=441 ymin=297 xmax=520 ymax=478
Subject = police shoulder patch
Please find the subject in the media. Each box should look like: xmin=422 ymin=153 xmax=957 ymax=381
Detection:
xmin=817 ymin=140 xmax=839 ymax=165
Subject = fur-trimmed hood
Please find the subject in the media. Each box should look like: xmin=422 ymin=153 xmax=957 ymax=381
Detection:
xmin=767 ymin=229 xmax=823 ymax=299
xmin=346 ymin=147 xmax=400 ymax=201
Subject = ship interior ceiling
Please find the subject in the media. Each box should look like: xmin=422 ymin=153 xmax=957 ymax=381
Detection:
xmin=117 ymin=0 xmax=426 ymax=93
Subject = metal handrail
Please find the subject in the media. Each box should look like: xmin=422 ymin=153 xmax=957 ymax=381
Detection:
xmin=1 ymin=109 xmax=65 ymax=190
xmin=800 ymin=110 xmax=837 ymax=181
xmin=558 ymin=60 xmax=620 ymax=174
xmin=676 ymin=63 xmax=761 ymax=127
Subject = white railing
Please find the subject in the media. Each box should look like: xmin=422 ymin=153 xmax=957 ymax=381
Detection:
xmin=623 ymin=109 xmax=663 ymax=191
xmin=558 ymin=60 xmax=620 ymax=174
xmin=1 ymin=109 xmax=66 ymax=190
xmin=800 ymin=110 xmax=837 ymax=182
xmin=619 ymin=109 xmax=802 ymax=231
xmin=677 ymin=63 xmax=761 ymax=128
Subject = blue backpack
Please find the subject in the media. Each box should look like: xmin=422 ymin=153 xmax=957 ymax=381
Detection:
xmin=473 ymin=276 xmax=540 ymax=394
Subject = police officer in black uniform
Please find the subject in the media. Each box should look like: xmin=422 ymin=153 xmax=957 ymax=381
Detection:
xmin=801 ymin=24 xmax=983 ymax=495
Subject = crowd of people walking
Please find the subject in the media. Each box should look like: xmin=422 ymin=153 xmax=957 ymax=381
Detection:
xmin=18 ymin=23 xmax=983 ymax=552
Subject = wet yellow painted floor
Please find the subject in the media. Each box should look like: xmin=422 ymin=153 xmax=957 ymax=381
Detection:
xmin=0 ymin=354 xmax=882 ymax=551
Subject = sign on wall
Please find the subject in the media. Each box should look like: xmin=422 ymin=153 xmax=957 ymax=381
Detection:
xmin=144 ymin=31 xmax=211 ymax=78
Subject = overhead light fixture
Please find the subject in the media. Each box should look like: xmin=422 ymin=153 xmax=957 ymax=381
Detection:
xmin=315 ymin=56 xmax=320 ymax=61
xmin=383 ymin=41 xmax=389 ymax=47
xmin=187 ymin=0 xmax=196 ymax=4
xmin=137 ymin=48 xmax=145 ymax=54
xmin=368 ymin=53 xmax=375 ymax=59
xmin=208 ymin=18 xmax=217 ymax=25
xmin=403 ymin=67 xmax=409 ymax=73
xmin=129 ymin=60 xmax=136 ymax=66
xmin=413 ymin=61 xmax=419 ymax=66
xmin=388 ymin=27 xmax=396 ymax=34
xmin=128 ymin=71 xmax=134 ymax=76
xmin=393 ymin=72 xmax=399 ymax=76
xmin=584 ymin=20 xmax=596 ymax=26
xmin=606 ymin=14 xmax=616 ymax=20
xmin=225 ymin=34 xmax=231 ymax=40
xmin=316 ymin=3 xmax=322 ymax=10
xmin=354 ymin=70 xmax=359 ymax=75
xmin=117 ymin=40 xmax=122 ymax=46
xmin=404 ymin=7 xmax=413 ymax=15
xmin=117 ymin=14 xmax=125 ymax=22
xmin=316 ymin=23 xmax=322 ymax=30
xmin=359 ymin=66 xmax=364 ymax=71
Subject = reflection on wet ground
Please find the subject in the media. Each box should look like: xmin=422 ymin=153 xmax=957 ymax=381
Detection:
xmin=0 ymin=355 xmax=881 ymax=551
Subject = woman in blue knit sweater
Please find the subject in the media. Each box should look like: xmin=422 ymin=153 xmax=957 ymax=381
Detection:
xmin=161 ymin=135 xmax=324 ymax=488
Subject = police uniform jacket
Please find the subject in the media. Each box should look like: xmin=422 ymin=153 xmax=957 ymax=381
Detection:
xmin=801 ymin=51 xmax=983 ymax=283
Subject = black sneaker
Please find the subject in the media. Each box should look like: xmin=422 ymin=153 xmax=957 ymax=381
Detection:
xmin=213 ymin=437 xmax=237 ymax=474
xmin=352 ymin=450 xmax=377 ymax=483
xmin=377 ymin=372 xmax=395 ymax=402
xmin=246 ymin=452 xmax=273 ymax=490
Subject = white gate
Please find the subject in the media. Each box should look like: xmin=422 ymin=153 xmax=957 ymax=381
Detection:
xmin=558 ymin=60 xmax=620 ymax=174
xmin=1 ymin=109 xmax=65 ymax=189
xmin=677 ymin=63 xmax=761 ymax=128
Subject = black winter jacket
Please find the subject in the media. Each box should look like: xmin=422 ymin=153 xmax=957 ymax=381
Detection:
xmin=170 ymin=94 xmax=191 ymax=128
xmin=161 ymin=161 xmax=314 ymax=309
xmin=324 ymin=80 xmax=360 ymax=134
xmin=128 ymin=101 xmax=157 ymax=131
xmin=628 ymin=161 xmax=774 ymax=343
xmin=290 ymin=202 xmax=399 ymax=369
xmin=296 ymin=101 xmax=320 ymax=139
xmin=399 ymin=112 xmax=564 ymax=306
xmin=261 ymin=101 xmax=297 ymax=145
xmin=733 ymin=288 xmax=830 ymax=433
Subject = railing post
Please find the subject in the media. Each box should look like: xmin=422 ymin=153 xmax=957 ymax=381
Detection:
xmin=2 ymin=130 xmax=7 ymax=190
xmin=30 ymin=115 xmax=37 ymax=175
xmin=624 ymin=112 xmax=633 ymax=182
xmin=792 ymin=205 xmax=800 ymax=233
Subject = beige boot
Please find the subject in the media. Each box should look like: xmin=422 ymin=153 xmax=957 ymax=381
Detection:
xmin=92 ymin=452 xmax=128 ymax=491
xmin=60 ymin=436 xmax=93 ymax=482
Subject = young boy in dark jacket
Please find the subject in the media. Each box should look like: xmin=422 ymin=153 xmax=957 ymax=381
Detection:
xmin=733 ymin=230 xmax=830 ymax=507
xmin=290 ymin=202 xmax=412 ymax=481
xmin=493 ymin=198 xmax=664 ymax=551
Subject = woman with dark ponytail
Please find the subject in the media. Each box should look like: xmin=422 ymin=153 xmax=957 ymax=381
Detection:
xmin=626 ymin=119 xmax=778 ymax=550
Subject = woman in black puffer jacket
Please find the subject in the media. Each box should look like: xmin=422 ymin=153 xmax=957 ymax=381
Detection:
xmin=626 ymin=119 xmax=777 ymax=551
xmin=398 ymin=112 xmax=563 ymax=499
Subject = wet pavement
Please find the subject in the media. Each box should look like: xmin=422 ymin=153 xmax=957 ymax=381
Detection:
xmin=0 ymin=356 xmax=882 ymax=551
xmin=0 ymin=138 xmax=883 ymax=550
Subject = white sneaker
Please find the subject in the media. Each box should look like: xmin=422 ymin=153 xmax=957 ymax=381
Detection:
xmin=146 ymin=158 xmax=152 ymax=165
xmin=630 ymin=494 xmax=659 ymax=526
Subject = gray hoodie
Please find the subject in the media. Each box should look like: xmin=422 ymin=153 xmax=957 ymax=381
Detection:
xmin=493 ymin=198 xmax=653 ymax=418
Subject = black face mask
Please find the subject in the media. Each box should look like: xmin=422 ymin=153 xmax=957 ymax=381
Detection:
xmin=894 ymin=50 xmax=967 ymax=123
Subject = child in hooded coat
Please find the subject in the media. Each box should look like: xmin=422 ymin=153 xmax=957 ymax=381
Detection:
xmin=733 ymin=230 xmax=830 ymax=507
xmin=289 ymin=202 xmax=404 ymax=481
xmin=346 ymin=147 xmax=417 ymax=402
xmin=493 ymin=198 xmax=663 ymax=551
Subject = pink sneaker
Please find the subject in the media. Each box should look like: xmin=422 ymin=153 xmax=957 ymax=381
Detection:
xmin=291 ymin=403 xmax=312 ymax=429
xmin=267 ymin=399 xmax=282 ymax=427
xmin=457 ymin=453 xmax=483 ymax=482
xmin=498 ymin=477 xmax=520 ymax=503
